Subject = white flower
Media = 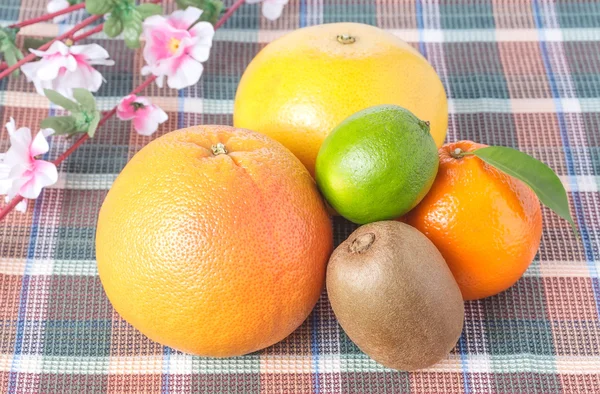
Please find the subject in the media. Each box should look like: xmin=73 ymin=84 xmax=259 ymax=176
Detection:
xmin=246 ymin=0 xmax=289 ymax=21
xmin=0 ymin=118 xmax=58 ymax=212
xmin=21 ymin=41 xmax=115 ymax=99
xmin=141 ymin=7 xmax=215 ymax=89
xmin=47 ymin=0 xmax=71 ymax=23
xmin=0 ymin=158 xmax=27 ymax=212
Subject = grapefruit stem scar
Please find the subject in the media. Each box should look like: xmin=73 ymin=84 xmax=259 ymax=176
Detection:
xmin=211 ymin=143 xmax=228 ymax=156
xmin=336 ymin=34 xmax=356 ymax=44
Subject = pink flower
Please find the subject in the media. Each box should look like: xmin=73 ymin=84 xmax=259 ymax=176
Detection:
xmin=246 ymin=0 xmax=289 ymax=20
xmin=21 ymin=41 xmax=115 ymax=99
xmin=141 ymin=7 xmax=215 ymax=89
xmin=0 ymin=119 xmax=58 ymax=211
xmin=117 ymin=95 xmax=168 ymax=136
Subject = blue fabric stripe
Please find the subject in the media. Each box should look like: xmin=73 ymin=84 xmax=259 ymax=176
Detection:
xmin=458 ymin=335 xmax=471 ymax=393
xmin=415 ymin=0 xmax=427 ymax=57
xmin=311 ymin=310 xmax=321 ymax=394
xmin=8 ymin=196 xmax=44 ymax=393
xmin=300 ymin=0 xmax=307 ymax=28
xmin=532 ymin=0 xmax=600 ymax=318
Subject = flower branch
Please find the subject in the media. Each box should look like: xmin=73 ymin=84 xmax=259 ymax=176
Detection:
xmin=0 ymin=14 xmax=103 ymax=80
xmin=0 ymin=0 xmax=287 ymax=220
xmin=9 ymin=2 xmax=86 ymax=29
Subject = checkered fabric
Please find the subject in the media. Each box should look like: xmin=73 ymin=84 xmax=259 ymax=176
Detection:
xmin=1 ymin=0 xmax=600 ymax=393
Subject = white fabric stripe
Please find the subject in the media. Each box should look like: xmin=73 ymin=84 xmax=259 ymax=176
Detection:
xmin=1 ymin=354 xmax=600 ymax=374
xmin=6 ymin=93 xmax=600 ymax=114
xmin=15 ymin=23 xmax=600 ymax=43
xmin=44 ymin=174 xmax=595 ymax=193
xmin=1 ymin=258 xmax=598 ymax=277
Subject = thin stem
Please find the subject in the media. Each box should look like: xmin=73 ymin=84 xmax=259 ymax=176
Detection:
xmin=0 ymin=197 xmax=23 ymax=221
xmin=0 ymin=0 xmax=247 ymax=220
xmin=449 ymin=148 xmax=474 ymax=159
xmin=52 ymin=75 xmax=158 ymax=167
xmin=0 ymin=14 xmax=103 ymax=81
xmin=9 ymin=2 xmax=86 ymax=29
xmin=215 ymin=0 xmax=246 ymax=29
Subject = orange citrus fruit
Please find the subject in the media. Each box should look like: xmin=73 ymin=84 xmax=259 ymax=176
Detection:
xmin=96 ymin=125 xmax=333 ymax=357
xmin=233 ymin=22 xmax=448 ymax=176
xmin=403 ymin=141 xmax=543 ymax=300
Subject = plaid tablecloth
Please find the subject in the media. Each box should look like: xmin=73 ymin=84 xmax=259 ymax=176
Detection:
xmin=1 ymin=0 xmax=600 ymax=393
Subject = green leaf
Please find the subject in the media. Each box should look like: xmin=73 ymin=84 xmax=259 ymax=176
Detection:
xmin=175 ymin=0 xmax=199 ymax=8
xmin=473 ymin=146 xmax=577 ymax=231
xmin=23 ymin=37 xmax=53 ymax=52
xmin=43 ymin=89 xmax=81 ymax=112
xmin=136 ymin=3 xmax=163 ymax=19
xmin=3 ymin=47 xmax=23 ymax=77
xmin=0 ymin=27 xmax=22 ymax=77
xmin=87 ymin=112 xmax=101 ymax=138
xmin=122 ymin=22 xmax=142 ymax=49
xmin=103 ymin=14 xmax=124 ymax=38
xmin=40 ymin=116 xmax=79 ymax=135
xmin=86 ymin=0 xmax=114 ymax=15
xmin=198 ymin=0 xmax=224 ymax=25
xmin=72 ymin=89 xmax=96 ymax=111
xmin=175 ymin=0 xmax=224 ymax=25
xmin=0 ymin=26 xmax=18 ymax=42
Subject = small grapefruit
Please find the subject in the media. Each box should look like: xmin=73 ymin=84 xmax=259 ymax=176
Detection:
xmin=403 ymin=141 xmax=543 ymax=300
xmin=315 ymin=105 xmax=439 ymax=224
xmin=96 ymin=126 xmax=333 ymax=356
xmin=234 ymin=22 xmax=448 ymax=176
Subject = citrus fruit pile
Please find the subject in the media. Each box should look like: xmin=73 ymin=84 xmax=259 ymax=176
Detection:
xmin=96 ymin=23 xmax=573 ymax=371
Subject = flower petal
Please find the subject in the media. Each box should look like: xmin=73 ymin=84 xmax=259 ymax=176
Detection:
xmin=117 ymin=95 xmax=138 ymax=120
xmin=30 ymin=128 xmax=51 ymax=158
xmin=262 ymin=2 xmax=285 ymax=20
xmin=0 ymin=158 xmax=11 ymax=195
xmin=47 ymin=0 xmax=70 ymax=13
xmin=14 ymin=198 xmax=27 ymax=212
xmin=18 ymin=160 xmax=58 ymax=199
xmin=188 ymin=42 xmax=212 ymax=63
xmin=69 ymin=43 xmax=110 ymax=60
xmin=37 ymin=56 xmax=69 ymax=81
xmin=168 ymin=7 xmax=203 ymax=30
xmin=166 ymin=56 xmax=203 ymax=89
xmin=189 ymin=21 xmax=215 ymax=48
xmin=29 ymin=40 xmax=66 ymax=57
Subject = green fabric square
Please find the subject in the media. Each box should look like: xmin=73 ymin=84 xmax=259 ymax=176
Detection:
xmin=490 ymin=372 xmax=562 ymax=394
xmin=486 ymin=319 xmax=556 ymax=355
xmin=450 ymin=113 xmax=517 ymax=147
xmin=556 ymin=1 xmax=600 ymax=28
xmin=43 ymin=321 xmax=112 ymax=356
xmin=440 ymin=2 xmax=496 ymax=30
xmin=324 ymin=1 xmax=377 ymax=25
xmin=55 ymin=227 xmax=96 ymax=261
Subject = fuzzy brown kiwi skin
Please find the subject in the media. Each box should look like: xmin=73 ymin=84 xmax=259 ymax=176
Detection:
xmin=326 ymin=221 xmax=464 ymax=371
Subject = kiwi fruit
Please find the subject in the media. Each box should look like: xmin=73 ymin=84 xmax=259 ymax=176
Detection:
xmin=326 ymin=221 xmax=464 ymax=371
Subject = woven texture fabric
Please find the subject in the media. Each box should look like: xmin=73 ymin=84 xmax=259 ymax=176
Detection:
xmin=1 ymin=0 xmax=600 ymax=393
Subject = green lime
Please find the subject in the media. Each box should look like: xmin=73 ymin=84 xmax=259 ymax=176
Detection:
xmin=315 ymin=105 xmax=439 ymax=224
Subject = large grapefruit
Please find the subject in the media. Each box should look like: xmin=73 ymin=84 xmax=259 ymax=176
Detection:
xmin=96 ymin=126 xmax=333 ymax=356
